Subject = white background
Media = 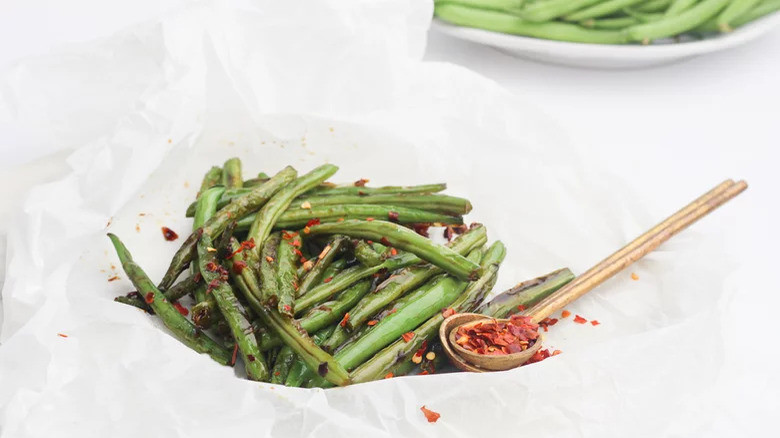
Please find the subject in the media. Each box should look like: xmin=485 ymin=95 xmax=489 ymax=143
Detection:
xmin=1 ymin=1 xmax=779 ymax=435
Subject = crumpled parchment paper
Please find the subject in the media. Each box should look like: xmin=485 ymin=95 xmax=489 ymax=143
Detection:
xmin=0 ymin=1 xmax=740 ymax=437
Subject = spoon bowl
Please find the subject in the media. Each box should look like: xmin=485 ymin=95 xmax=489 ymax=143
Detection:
xmin=439 ymin=313 xmax=543 ymax=372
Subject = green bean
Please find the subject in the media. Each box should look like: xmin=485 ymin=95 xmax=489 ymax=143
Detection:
xmin=565 ymin=0 xmax=646 ymax=21
xmin=248 ymin=164 xmax=339 ymax=254
xmin=519 ymin=0 xmax=604 ymax=22
xmin=259 ymin=232 xmax=282 ymax=305
xmin=298 ymin=236 xmax=349 ymax=297
xmin=185 ymin=184 xmax=451 ymax=217
xmin=270 ymin=346 xmax=295 ymax=384
xmin=197 ymin=166 xmax=223 ymax=198
xmin=582 ymin=16 xmax=641 ymax=29
xmin=636 ymin=0 xmax=674 ymax=12
xmin=351 ymin=239 xmax=383 ymax=267
xmin=108 ymin=233 xmax=231 ymax=365
xmin=233 ymin=205 xmax=463 ymax=231
xmin=285 ymin=326 xmax=336 ymax=387
xmin=291 ymin=194 xmax=472 ymax=217
xmin=665 ymin=0 xmax=699 ymax=17
xmin=476 ymin=267 xmax=575 ymax=318
xmin=190 ymin=186 xmax=225 ymax=329
xmin=436 ymin=4 xmax=629 ymax=44
xmin=275 ymin=234 xmax=299 ymax=317
xmin=306 ymin=219 xmax=481 ymax=281
xmin=626 ymin=0 xmax=730 ymax=42
xmin=198 ymin=234 xmax=268 ymax=381
xmin=114 ymin=273 xmax=201 ymax=312
xmin=221 ymin=157 xmax=243 ymax=189
xmin=731 ymin=0 xmax=780 ymax=27
xmin=159 ymin=166 xmax=296 ymax=291
xmin=718 ymin=0 xmax=761 ymax=31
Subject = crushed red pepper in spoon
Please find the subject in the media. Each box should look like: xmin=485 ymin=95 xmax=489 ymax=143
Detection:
xmin=454 ymin=315 xmax=540 ymax=356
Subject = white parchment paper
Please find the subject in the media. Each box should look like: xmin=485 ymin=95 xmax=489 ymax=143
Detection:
xmin=0 ymin=1 xmax=738 ymax=436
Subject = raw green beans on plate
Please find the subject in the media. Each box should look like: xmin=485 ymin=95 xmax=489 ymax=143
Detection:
xmin=434 ymin=0 xmax=780 ymax=44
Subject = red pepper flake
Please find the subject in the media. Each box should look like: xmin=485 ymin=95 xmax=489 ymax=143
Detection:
xmin=303 ymin=226 xmax=311 ymax=234
xmin=340 ymin=312 xmax=350 ymax=327
xmin=282 ymin=231 xmax=299 ymax=240
xmin=173 ymin=302 xmax=189 ymax=316
xmin=274 ymin=371 xmax=281 ymax=376
xmin=412 ymin=224 xmax=430 ymax=237
xmin=354 ymin=178 xmax=369 ymax=187
xmin=387 ymin=308 xmax=397 ymax=315
xmin=441 ymin=308 xmax=455 ymax=318
xmin=337 ymin=217 xmax=345 ymax=222
xmin=230 ymin=344 xmax=239 ymax=366
xmin=107 ymin=276 xmax=120 ymax=282
xmin=265 ymin=256 xmax=275 ymax=263
xmin=419 ymin=370 xmax=429 ymax=375
xmin=366 ymin=217 xmax=375 ymax=222
xmin=318 ymin=362 xmax=329 ymax=377
xmin=299 ymin=256 xmax=308 ymax=264
xmin=227 ymin=239 xmax=255 ymax=259
xmin=380 ymin=237 xmax=391 ymax=246
xmin=552 ymin=350 xmax=562 ymax=356
xmin=144 ymin=292 xmax=155 ymax=304
xmin=247 ymin=354 xmax=256 ymax=362
xmin=305 ymin=218 xmax=321 ymax=228
xmin=574 ymin=315 xmax=587 ymax=324
xmin=388 ymin=211 xmax=400 ymax=222
xmin=206 ymin=279 xmax=220 ymax=294
xmin=294 ymin=248 xmax=304 ymax=258
xmin=232 ymin=260 xmax=247 ymax=274
xmin=283 ymin=304 xmax=292 ymax=313
xmin=527 ymin=348 xmax=552 ymax=364
xmin=193 ymin=272 xmax=202 ymax=283
xmin=415 ymin=340 xmax=429 ymax=358
xmin=420 ymin=406 xmax=440 ymax=423
xmin=367 ymin=320 xmax=378 ymax=326
xmin=631 ymin=272 xmax=640 ymax=281
xmin=206 ymin=261 xmax=218 ymax=272
xmin=161 ymin=227 xmax=179 ymax=241
xmin=57 ymin=333 xmax=68 ymax=338
xmin=384 ymin=372 xmax=394 ymax=379
xmin=401 ymin=332 xmax=415 ymax=343
xmin=390 ymin=248 xmax=398 ymax=256
xmin=516 ymin=304 xmax=526 ymax=312
xmin=561 ymin=310 xmax=571 ymax=318
xmin=291 ymin=239 xmax=301 ymax=247
xmin=590 ymin=320 xmax=600 ymax=326
xmin=455 ymin=315 xmax=539 ymax=356
xmin=366 ymin=240 xmax=374 ymax=245
xmin=323 ymin=276 xmax=333 ymax=283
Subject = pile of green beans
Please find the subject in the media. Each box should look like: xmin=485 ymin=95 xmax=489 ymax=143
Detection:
xmin=434 ymin=0 xmax=780 ymax=44
xmin=110 ymin=158 xmax=574 ymax=387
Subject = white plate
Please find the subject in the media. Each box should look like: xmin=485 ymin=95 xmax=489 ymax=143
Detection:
xmin=432 ymin=12 xmax=780 ymax=69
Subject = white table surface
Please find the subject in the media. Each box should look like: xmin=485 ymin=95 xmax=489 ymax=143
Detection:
xmin=2 ymin=12 xmax=779 ymax=435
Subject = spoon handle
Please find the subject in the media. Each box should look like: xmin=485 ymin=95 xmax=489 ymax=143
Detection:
xmin=525 ymin=179 xmax=748 ymax=322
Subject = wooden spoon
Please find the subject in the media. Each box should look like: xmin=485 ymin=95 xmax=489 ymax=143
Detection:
xmin=440 ymin=179 xmax=747 ymax=372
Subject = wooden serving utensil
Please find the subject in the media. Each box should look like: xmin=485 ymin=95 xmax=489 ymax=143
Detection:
xmin=441 ymin=179 xmax=748 ymax=372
